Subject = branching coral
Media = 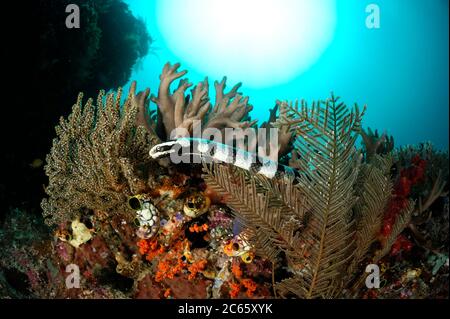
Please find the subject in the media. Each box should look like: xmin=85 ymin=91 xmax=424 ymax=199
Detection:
xmin=259 ymin=102 xmax=294 ymax=158
xmin=360 ymin=127 xmax=394 ymax=161
xmin=150 ymin=62 xmax=255 ymax=140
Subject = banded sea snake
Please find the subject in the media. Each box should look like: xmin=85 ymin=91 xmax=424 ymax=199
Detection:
xmin=134 ymin=138 xmax=301 ymax=239
xmin=149 ymin=137 xmax=299 ymax=179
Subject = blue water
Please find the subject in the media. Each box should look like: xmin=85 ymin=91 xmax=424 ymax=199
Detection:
xmin=124 ymin=0 xmax=449 ymax=150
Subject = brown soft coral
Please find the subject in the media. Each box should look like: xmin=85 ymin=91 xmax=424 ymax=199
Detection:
xmin=150 ymin=62 xmax=255 ymax=140
xmin=259 ymin=101 xmax=294 ymax=157
xmin=204 ymin=77 xmax=254 ymax=130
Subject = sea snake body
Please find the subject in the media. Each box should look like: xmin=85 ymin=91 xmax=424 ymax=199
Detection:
xmin=149 ymin=137 xmax=299 ymax=179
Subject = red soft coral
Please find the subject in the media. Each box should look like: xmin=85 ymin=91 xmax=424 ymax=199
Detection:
xmin=380 ymin=155 xmax=427 ymax=238
xmin=137 ymin=239 xmax=149 ymax=255
xmin=231 ymin=261 xmax=243 ymax=279
xmin=390 ymin=234 xmax=413 ymax=256
xmin=229 ymin=282 xmax=241 ymax=298
xmin=241 ymin=279 xmax=257 ymax=297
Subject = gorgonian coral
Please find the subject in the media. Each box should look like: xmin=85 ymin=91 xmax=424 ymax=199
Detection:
xmin=41 ymin=83 xmax=160 ymax=226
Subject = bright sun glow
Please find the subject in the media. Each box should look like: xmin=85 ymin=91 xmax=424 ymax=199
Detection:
xmin=156 ymin=0 xmax=336 ymax=88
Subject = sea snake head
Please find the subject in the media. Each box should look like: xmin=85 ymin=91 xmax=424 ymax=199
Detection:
xmin=149 ymin=139 xmax=191 ymax=159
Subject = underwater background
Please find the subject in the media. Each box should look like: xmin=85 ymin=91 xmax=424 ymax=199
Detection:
xmin=0 ymin=0 xmax=448 ymax=300
xmin=124 ymin=0 xmax=449 ymax=150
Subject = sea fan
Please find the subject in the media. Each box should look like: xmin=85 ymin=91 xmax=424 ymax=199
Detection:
xmin=41 ymin=87 xmax=160 ymax=226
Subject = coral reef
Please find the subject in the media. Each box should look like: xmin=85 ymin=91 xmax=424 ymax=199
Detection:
xmin=1 ymin=63 xmax=448 ymax=299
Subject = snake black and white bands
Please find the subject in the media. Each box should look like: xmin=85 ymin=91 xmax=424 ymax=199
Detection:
xmin=149 ymin=138 xmax=297 ymax=179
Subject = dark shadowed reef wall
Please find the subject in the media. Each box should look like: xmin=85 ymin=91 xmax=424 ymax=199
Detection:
xmin=1 ymin=0 xmax=151 ymax=219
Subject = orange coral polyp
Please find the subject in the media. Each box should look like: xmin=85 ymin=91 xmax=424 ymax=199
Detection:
xmin=139 ymin=228 xmax=210 ymax=284
xmin=164 ymin=288 xmax=171 ymax=298
xmin=241 ymin=279 xmax=257 ymax=297
xmin=137 ymin=239 xmax=149 ymax=255
xmin=189 ymin=223 xmax=209 ymax=233
xmin=231 ymin=262 xmax=242 ymax=279
xmin=138 ymin=238 xmax=165 ymax=261
xmin=157 ymin=177 xmax=185 ymax=199
xmin=153 ymin=239 xmax=192 ymax=282
xmin=187 ymin=259 xmax=207 ymax=280
xmin=229 ymin=282 xmax=241 ymax=298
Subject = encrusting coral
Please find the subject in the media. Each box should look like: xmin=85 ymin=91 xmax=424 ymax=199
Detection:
xmin=32 ymin=62 xmax=449 ymax=299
